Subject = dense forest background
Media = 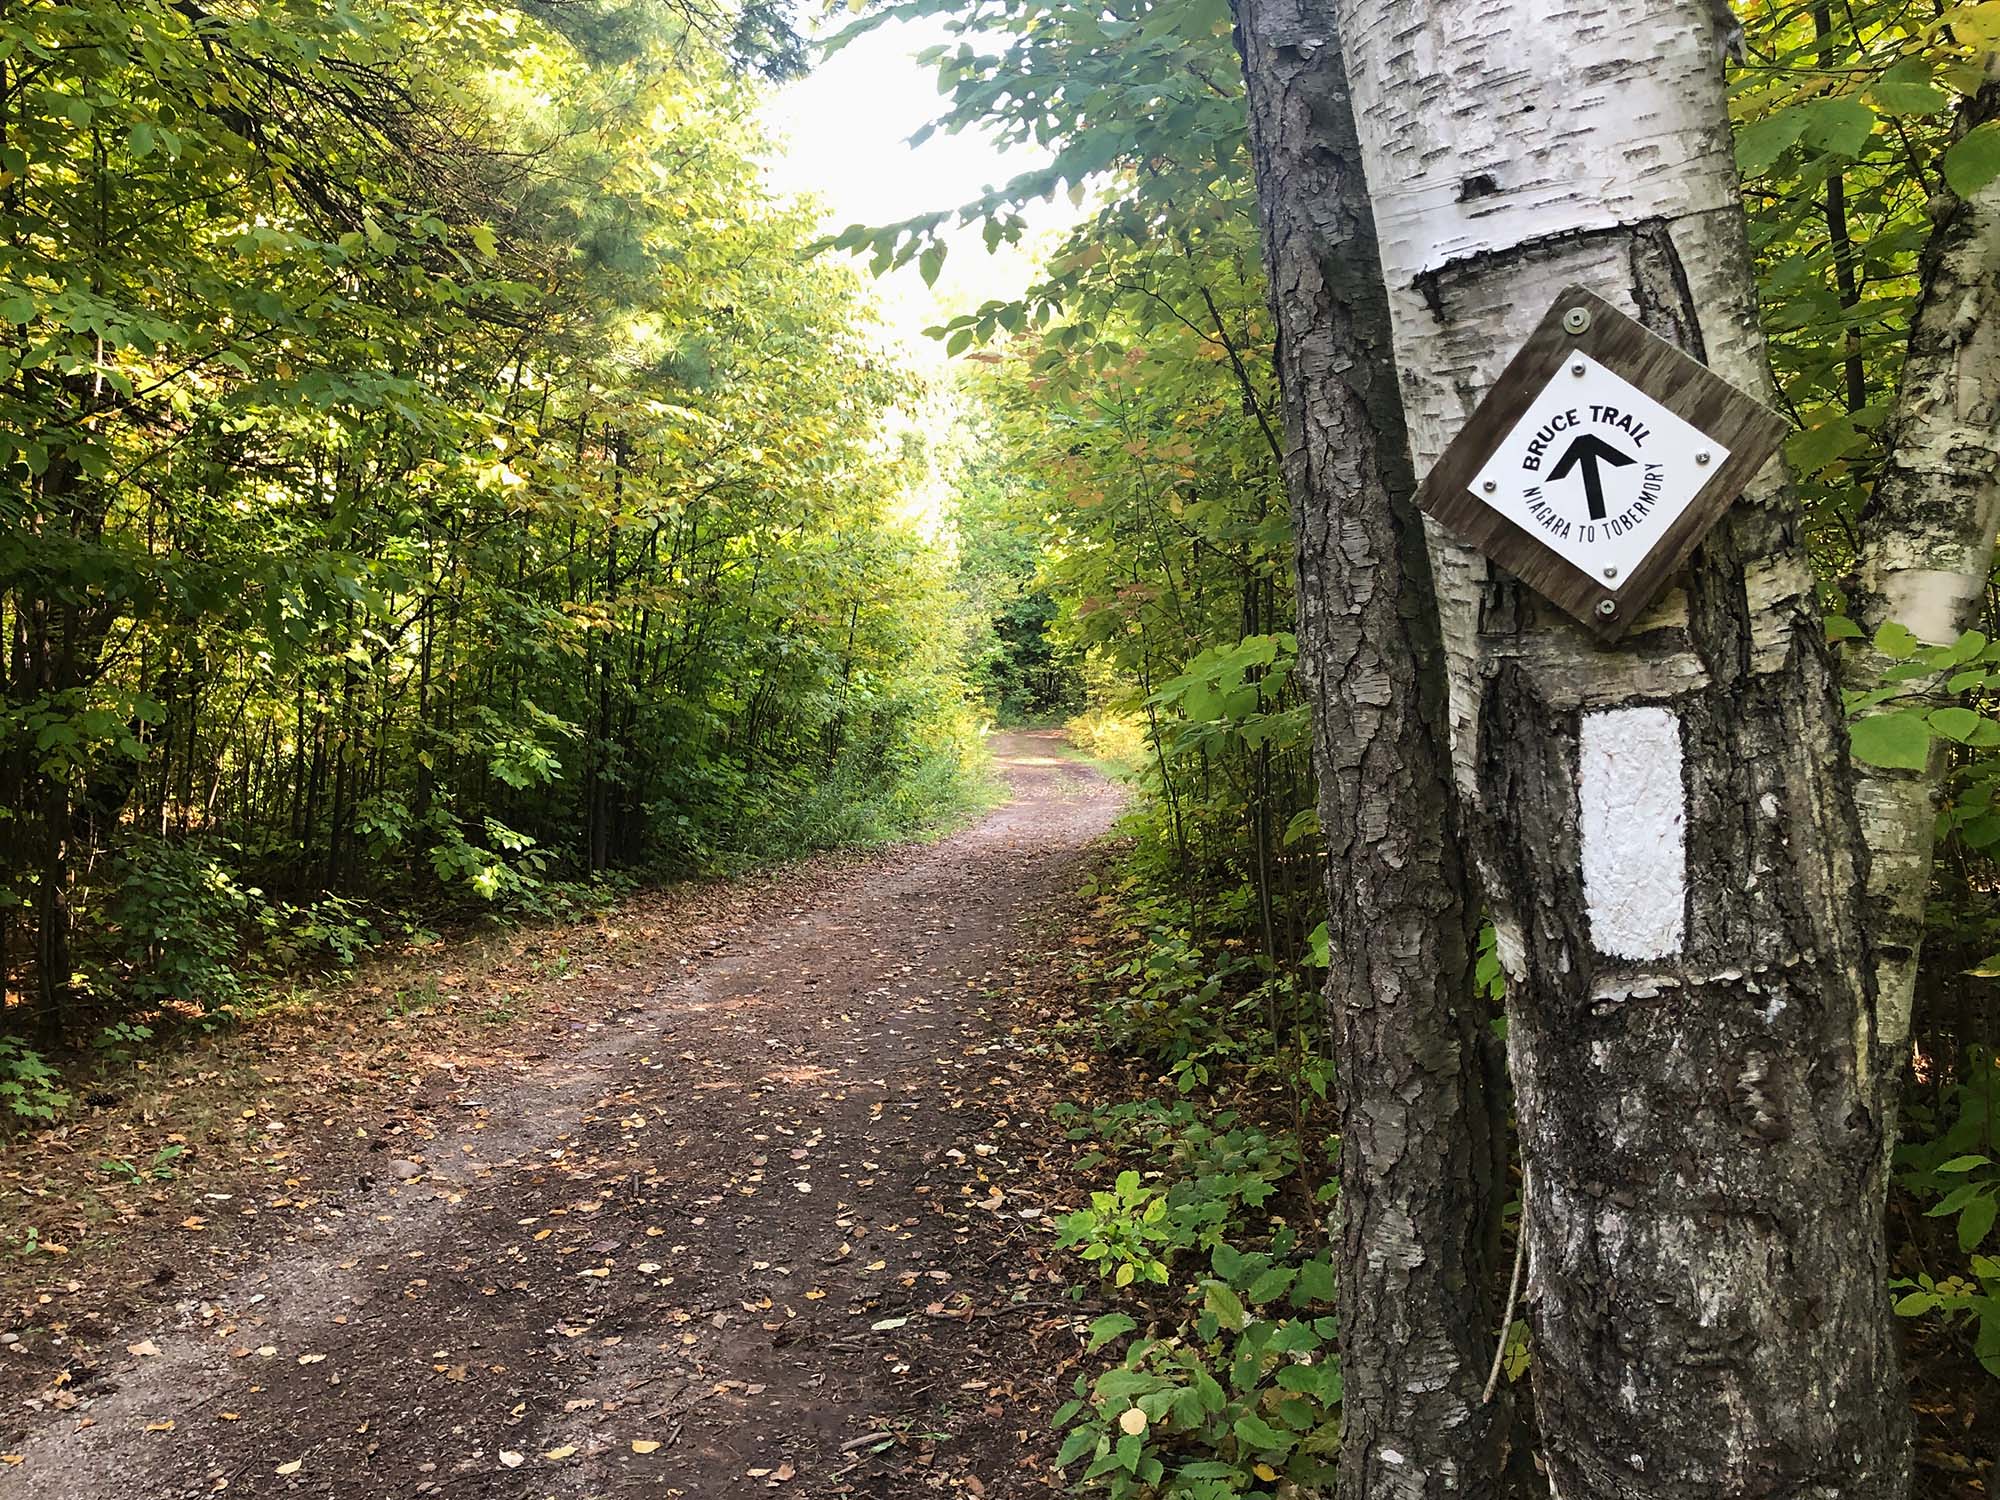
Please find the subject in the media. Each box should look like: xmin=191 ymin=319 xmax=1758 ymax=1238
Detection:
xmin=3 ymin=0 xmax=1999 ymax=1485
xmin=0 ymin=0 xmax=985 ymax=1060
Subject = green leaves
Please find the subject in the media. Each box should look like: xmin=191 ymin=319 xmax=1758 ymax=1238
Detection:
xmin=1939 ymin=1155 xmax=1995 ymax=1174
xmin=1867 ymin=58 xmax=1950 ymax=116
xmin=1087 ymin=1313 xmax=1138 ymax=1351
xmin=1054 ymin=1426 xmax=1100 ymax=1467
xmin=1801 ymin=96 xmax=1877 ymax=157
xmin=1230 ymin=1413 xmax=1293 ymax=1454
xmin=1924 ymin=1168 xmax=1997 ymax=1253
xmin=1848 ymin=709 xmax=1932 ymax=770
xmin=0 ymin=1037 xmax=72 ymax=1124
xmin=1736 ymin=106 xmax=1813 ymax=175
xmin=1967 ymin=1197 xmax=2000 ymax=1256
xmin=1245 ymin=1266 xmax=1295 ymax=1305
xmin=1202 ymin=1280 xmax=1247 ymax=1332
xmin=1839 ymin=626 xmax=2000 ymax=767
xmin=1943 ymin=122 xmax=2000 ymax=196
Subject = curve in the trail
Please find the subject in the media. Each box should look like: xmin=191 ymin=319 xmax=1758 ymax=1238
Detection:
xmin=4 ymin=730 xmax=1121 ymax=1500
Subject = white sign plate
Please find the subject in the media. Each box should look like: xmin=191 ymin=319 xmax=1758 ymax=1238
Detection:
xmin=1465 ymin=353 xmax=1727 ymax=593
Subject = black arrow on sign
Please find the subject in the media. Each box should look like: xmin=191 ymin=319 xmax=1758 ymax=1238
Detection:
xmin=1546 ymin=433 xmax=1636 ymax=521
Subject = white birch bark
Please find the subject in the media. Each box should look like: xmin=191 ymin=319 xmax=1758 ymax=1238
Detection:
xmin=1845 ymin=62 xmax=2000 ymax=1064
xmin=1326 ymin=1 xmax=1908 ymax=1491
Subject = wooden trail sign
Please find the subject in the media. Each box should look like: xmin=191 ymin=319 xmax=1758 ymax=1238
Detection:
xmin=1415 ymin=287 xmax=1788 ymax=640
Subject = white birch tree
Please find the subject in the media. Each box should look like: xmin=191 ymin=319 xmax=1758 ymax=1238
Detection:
xmin=1843 ymin=61 xmax=2000 ymax=1071
xmin=1315 ymin=1 xmax=1909 ymax=1489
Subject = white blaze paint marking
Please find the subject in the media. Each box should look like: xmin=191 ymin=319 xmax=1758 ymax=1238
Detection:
xmin=1578 ymin=707 xmax=1686 ymax=961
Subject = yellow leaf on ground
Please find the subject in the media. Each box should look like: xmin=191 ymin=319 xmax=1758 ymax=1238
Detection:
xmin=275 ymin=1460 xmax=301 ymax=1475
xmin=1118 ymin=1407 xmax=1147 ymax=1435
xmin=631 ymin=1440 xmax=661 ymax=1454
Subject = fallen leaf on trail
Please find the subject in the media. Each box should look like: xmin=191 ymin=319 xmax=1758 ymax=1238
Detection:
xmin=275 ymin=1459 xmax=302 ymax=1475
xmin=2 ymin=1456 xmax=22 ymax=1465
xmin=870 ymin=1317 xmax=908 ymax=1331
xmin=1253 ymin=1462 xmax=1279 ymax=1480
xmin=297 ymin=1353 xmax=326 ymax=1365
xmin=127 ymin=1340 xmax=160 ymax=1358
xmin=1119 ymin=1407 xmax=1148 ymax=1435
xmin=631 ymin=1440 xmax=661 ymax=1454
xmin=543 ymin=1445 xmax=576 ymax=1461
xmin=145 ymin=1421 xmax=174 ymax=1433
xmin=499 ymin=1450 xmax=525 ymax=1468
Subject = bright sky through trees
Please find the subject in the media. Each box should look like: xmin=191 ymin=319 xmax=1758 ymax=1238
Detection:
xmin=759 ymin=14 xmax=1086 ymax=352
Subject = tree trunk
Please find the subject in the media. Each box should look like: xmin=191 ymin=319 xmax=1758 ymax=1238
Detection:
xmin=1328 ymin=1 xmax=1908 ymax=1491
xmin=1230 ymin=5 xmax=1510 ymax=1495
xmin=1843 ymin=62 xmax=2000 ymax=1070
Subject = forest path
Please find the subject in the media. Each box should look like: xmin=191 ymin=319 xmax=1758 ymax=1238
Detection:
xmin=5 ymin=731 xmax=1121 ymax=1500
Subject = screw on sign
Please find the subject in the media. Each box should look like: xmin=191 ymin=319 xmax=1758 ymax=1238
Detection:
xmin=1414 ymin=288 xmax=1788 ymax=640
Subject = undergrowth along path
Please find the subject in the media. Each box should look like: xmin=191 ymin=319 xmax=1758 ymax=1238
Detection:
xmin=1 ymin=730 xmax=1122 ymax=1499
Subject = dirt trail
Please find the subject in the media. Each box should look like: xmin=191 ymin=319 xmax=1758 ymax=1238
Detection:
xmin=2 ymin=731 xmax=1120 ymax=1500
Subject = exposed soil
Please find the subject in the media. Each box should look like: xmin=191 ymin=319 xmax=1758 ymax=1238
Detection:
xmin=0 ymin=730 xmax=1123 ymax=1499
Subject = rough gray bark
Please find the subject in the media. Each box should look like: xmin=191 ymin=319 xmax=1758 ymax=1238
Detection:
xmin=1327 ymin=1 xmax=1909 ymax=1493
xmin=1230 ymin=5 xmax=1509 ymax=1496
xmin=1844 ymin=65 xmax=2000 ymax=1066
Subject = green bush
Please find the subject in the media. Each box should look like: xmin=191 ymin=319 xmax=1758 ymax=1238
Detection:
xmin=1894 ymin=1049 xmax=2000 ymax=1378
xmin=1047 ymin=1078 xmax=1343 ymax=1496
xmin=1051 ymin=1235 xmax=1341 ymax=1498
xmin=0 ymin=1036 xmax=70 ymax=1125
xmin=102 ymin=839 xmax=260 ymax=1013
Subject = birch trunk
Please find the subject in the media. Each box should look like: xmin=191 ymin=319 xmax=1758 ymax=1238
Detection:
xmin=1327 ymin=2 xmax=1908 ymax=1491
xmin=1231 ymin=5 xmax=1510 ymax=1495
xmin=1844 ymin=63 xmax=2000 ymax=1067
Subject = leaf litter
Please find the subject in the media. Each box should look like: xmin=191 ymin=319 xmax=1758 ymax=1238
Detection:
xmin=0 ymin=734 xmax=1126 ymax=1498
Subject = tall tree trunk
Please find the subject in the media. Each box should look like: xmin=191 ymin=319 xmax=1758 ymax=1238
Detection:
xmin=1328 ymin=1 xmax=1908 ymax=1490
xmin=1231 ymin=6 xmax=1509 ymax=1496
xmin=1843 ymin=61 xmax=2000 ymax=1072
